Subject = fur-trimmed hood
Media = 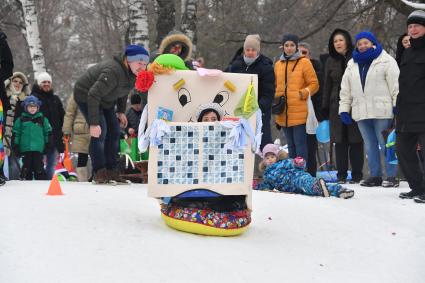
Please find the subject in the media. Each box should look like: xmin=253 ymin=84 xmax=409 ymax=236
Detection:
xmin=158 ymin=31 xmax=193 ymax=61
xmin=4 ymin=71 xmax=30 ymax=99
xmin=328 ymin=29 xmax=353 ymax=59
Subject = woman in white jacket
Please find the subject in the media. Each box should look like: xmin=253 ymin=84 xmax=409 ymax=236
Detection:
xmin=339 ymin=31 xmax=399 ymax=187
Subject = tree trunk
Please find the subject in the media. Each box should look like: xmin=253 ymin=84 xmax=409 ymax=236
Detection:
xmin=128 ymin=0 xmax=149 ymax=49
xmin=19 ymin=0 xmax=46 ymax=78
xmin=181 ymin=0 xmax=198 ymax=47
xmin=155 ymin=0 xmax=175 ymax=48
xmin=370 ymin=1 xmax=387 ymax=43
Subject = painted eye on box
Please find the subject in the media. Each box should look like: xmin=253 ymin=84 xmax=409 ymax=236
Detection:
xmin=178 ymin=88 xmax=191 ymax=107
xmin=213 ymin=90 xmax=229 ymax=106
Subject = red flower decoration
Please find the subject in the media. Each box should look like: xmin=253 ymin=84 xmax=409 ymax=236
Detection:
xmin=135 ymin=70 xmax=154 ymax=92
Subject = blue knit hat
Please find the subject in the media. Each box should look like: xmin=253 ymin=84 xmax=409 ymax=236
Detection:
xmin=23 ymin=95 xmax=42 ymax=112
xmin=125 ymin=45 xmax=150 ymax=63
xmin=355 ymin=31 xmax=379 ymax=46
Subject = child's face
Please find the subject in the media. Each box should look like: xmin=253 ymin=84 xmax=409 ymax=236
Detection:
xmin=131 ymin=103 xmax=142 ymax=112
xmin=264 ymin=153 xmax=277 ymax=166
xmin=27 ymin=105 xmax=38 ymax=115
xmin=201 ymin=111 xmax=218 ymax=122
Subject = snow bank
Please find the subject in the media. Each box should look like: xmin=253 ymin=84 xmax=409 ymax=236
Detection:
xmin=0 ymin=181 xmax=424 ymax=283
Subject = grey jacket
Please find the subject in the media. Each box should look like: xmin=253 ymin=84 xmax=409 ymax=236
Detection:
xmin=73 ymin=54 xmax=135 ymax=125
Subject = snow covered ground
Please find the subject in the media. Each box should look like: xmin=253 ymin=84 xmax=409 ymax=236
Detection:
xmin=0 ymin=180 xmax=424 ymax=283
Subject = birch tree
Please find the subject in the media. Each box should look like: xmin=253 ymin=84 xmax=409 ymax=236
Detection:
xmin=181 ymin=0 xmax=198 ymax=46
xmin=128 ymin=0 xmax=149 ymax=49
xmin=19 ymin=0 xmax=46 ymax=77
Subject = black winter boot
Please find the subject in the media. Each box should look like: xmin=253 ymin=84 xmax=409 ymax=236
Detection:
xmin=360 ymin=177 xmax=382 ymax=187
xmin=414 ymin=194 xmax=425 ymax=203
xmin=399 ymin=190 xmax=422 ymax=199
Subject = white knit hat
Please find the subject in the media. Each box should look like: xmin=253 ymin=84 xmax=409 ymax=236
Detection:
xmin=36 ymin=72 xmax=52 ymax=85
xmin=195 ymin=103 xmax=224 ymax=122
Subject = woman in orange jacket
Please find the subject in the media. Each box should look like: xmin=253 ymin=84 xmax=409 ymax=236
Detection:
xmin=274 ymin=34 xmax=319 ymax=162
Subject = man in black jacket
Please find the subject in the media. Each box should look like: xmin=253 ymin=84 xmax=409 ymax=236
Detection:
xmin=228 ymin=34 xmax=275 ymax=150
xmin=31 ymin=72 xmax=65 ymax=179
xmin=74 ymin=45 xmax=149 ymax=184
xmin=0 ymin=30 xmax=13 ymax=185
xmin=397 ymin=10 xmax=425 ymax=202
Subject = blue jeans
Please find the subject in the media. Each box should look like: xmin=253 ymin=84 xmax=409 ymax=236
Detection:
xmin=357 ymin=119 xmax=396 ymax=178
xmin=45 ymin=149 xmax=58 ymax=179
xmin=77 ymin=103 xmax=120 ymax=173
xmin=282 ymin=124 xmax=308 ymax=162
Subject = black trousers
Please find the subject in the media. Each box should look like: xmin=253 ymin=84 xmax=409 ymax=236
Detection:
xmin=306 ymin=134 xmax=317 ymax=177
xmin=77 ymin=153 xmax=89 ymax=167
xmin=396 ymin=132 xmax=425 ymax=194
xmin=335 ymin=142 xmax=364 ymax=181
xmin=260 ymin=111 xmax=272 ymax=150
xmin=21 ymin=151 xmax=47 ymax=180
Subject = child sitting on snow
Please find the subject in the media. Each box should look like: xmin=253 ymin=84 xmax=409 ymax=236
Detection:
xmin=13 ymin=96 xmax=52 ymax=180
xmin=256 ymin=144 xmax=354 ymax=199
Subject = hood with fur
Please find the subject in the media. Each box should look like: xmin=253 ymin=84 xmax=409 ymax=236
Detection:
xmin=4 ymin=71 xmax=30 ymax=97
xmin=328 ymin=29 xmax=353 ymax=59
xmin=158 ymin=31 xmax=193 ymax=61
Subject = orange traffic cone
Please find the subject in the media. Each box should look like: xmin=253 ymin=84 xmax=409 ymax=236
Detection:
xmin=63 ymin=136 xmax=74 ymax=172
xmin=46 ymin=174 xmax=64 ymax=196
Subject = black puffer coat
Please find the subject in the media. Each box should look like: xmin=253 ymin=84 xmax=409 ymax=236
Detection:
xmin=31 ymin=84 xmax=65 ymax=153
xmin=228 ymin=54 xmax=275 ymax=147
xmin=396 ymin=35 xmax=425 ymax=133
xmin=0 ymin=31 xmax=14 ymax=114
xmin=322 ymin=29 xmax=363 ymax=144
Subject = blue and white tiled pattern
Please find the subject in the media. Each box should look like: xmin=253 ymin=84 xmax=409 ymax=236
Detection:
xmin=201 ymin=125 xmax=245 ymax=184
xmin=157 ymin=125 xmax=200 ymax=185
xmin=156 ymin=124 xmax=245 ymax=185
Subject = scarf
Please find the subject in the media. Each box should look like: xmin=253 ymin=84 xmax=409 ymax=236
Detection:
xmin=410 ymin=35 xmax=425 ymax=50
xmin=243 ymin=55 xmax=259 ymax=66
xmin=279 ymin=50 xmax=302 ymax=61
xmin=352 ymin=44 xmax=382 ymax=64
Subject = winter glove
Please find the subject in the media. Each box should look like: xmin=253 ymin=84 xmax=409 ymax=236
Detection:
xmin=393 ymin=107 xmax=397 ymax=115
xmin=340 ymin=112 xmax=353 ymax=125
xmin=293 ymin=157 xmax=306 ymax=169
xmin=44 ymin=134 xmax=54 ymax=154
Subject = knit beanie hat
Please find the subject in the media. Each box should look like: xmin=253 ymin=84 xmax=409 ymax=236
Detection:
xmin=36 ymin=72 xmax=52 ymax=85
xmin=23 ymin=95 xmax=41 ymax=111
xmin=355 ymin=31 xmax=379 ymax=46
xmin=244 ymin=34 xmax=261 ymax=52
xmin=195 ymin=103 xmax=224 ymax=122
xmin=281 ymin=34 xmax=299 ymax=48
xmin=125 ymin=45 xmax=150 ymax=63
xmin=262 ymin=144 xmax=280 ymax=159
xmin=130 ymin=93 xmax=142 ymax=105
xmin=407 ymin=10 xmax=425 ymax=26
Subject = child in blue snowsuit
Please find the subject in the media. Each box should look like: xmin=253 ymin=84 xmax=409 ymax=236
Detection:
xmin=257 ymin=144 xmax=354 ymax=199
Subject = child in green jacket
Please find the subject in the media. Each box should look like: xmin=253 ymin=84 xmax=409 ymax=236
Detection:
xmin=13 ymin=95 xmax=52 ymax=180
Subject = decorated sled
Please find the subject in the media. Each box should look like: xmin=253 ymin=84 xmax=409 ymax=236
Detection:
xmin=138 ymin=56 xmax=260 ymax=236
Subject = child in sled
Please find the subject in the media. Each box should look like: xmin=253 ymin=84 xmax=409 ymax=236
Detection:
xmin=256 ymin=144 xmax=354 ymax=199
